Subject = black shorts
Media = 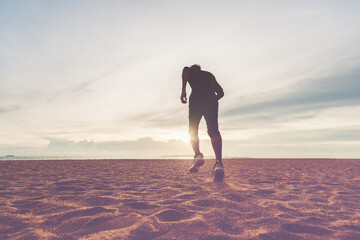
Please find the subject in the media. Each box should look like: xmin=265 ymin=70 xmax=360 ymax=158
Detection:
xmin=189 ymin=101 xmax=220 ymax=138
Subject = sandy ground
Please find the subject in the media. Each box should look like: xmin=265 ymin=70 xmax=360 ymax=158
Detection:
xmin=0 ymin=159 xmax=359 ymax=240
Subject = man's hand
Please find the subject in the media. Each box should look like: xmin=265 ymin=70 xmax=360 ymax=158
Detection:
xmin=215 ymin=91 xmax=224 ymax=101
xmin=180 ymin=92 xmax=187 ymax=104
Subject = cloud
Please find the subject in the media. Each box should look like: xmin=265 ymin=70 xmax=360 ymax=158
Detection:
xmin=223 ymin=68 xmax=360 ymax=122
xmin=69 ymin=55 xmax=146 ymax=95
xmin=233 ymin=127 xmax=360 ymax=145
xmin=0 ymin=105 xmax=20 ymax=114
xmin=0 ymin=137 xmax=192 ymax=158
xmin=129 ymin=106 xmax=188 ymax=129
xmin=214 ymin=125 xmax=360 ymax=158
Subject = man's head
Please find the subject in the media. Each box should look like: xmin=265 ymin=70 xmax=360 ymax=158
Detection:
xmin=190 ymin=64 xmax=201 ymax=73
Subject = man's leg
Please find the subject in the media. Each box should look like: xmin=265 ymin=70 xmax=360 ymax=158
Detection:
xmin=211 ymin=135 xmax=222 ymax=163
xmin=189 ymin=105 xmax=202 ymax=156
xmin=189 ymin=105 xmax=204 ymax=172
xmin=204 ymin=101 xmax=224 ymax=181
xmin=190 ymin=134 xmax=201 ymax=156
xmin=204 ymin=101 xmax=222 ymax=162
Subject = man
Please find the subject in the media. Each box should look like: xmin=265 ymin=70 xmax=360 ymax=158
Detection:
xmin=181 ymin=64 xmax=224 ymax=182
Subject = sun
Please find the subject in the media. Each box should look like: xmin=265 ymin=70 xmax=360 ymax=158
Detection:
xmin=163 ymin=130 xmax=209 ymax=143
xmin=170 ymin=131 xmax=190 ymax=143
xmin=155 ymin=130 xmax=209 ymax=143
xmin=154 ymin=130 xmax=190 ymax=143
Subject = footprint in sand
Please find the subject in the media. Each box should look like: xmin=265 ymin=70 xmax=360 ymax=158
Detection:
xmin=158 ymin=199 xmax=183 ymax=205
xmin=55 ymin=186 xmax=85 ymax=192
xmin=48 ymin=215 xmax=137 ymax=237
xmin=192 ymin=199 xmax=216 ymax=207
xmin=342 ymin=225 xmax=360 ymax=232
xmin=11 ymin=199 xmax=42 ymax=209
xmin=11 ymin=199 xmax=69 ymax=216
xmin=54 ymin=180 xmax=84 ymax=186
xmin=281 ymin=223 xmax=333 ymax=236
xmin=124 ymin=202 xmax=159 ymax=210
xmin=341 ymin=233 xmax=360 ymax=240
xmin=83 ymin=196 xmax=120 ymax=206
xmin=177 ymin=193 xmax=197 ymax=200
xmin=301 ymin=217 xmax=326 ymax=224
xmin=129 ymin=224 xmax=166 ymax=240
xmin=276 ymin=203 xmax=298 ymax=214
xmin=186 ymin=186 xmax=203 ymax=191
xmin=33 ymin=204 xmax=74 ymax=216
xmin=258 ymin=231 xmax=304 ymax=240
xmin=254 ymin=189 xmax=276 ymax=197
xmin=156 ymin=209 xmax=194 ymax=222
xmin=83 ymin=216 xmax=114 ymax=228
xmin=53 ymin=217 xmax=91 ymax=234
xmin=57 ymin=207 xmax=114 ymax=221
xmin=223 ymin=193 xmax=246 ymax=203
xmin=215 ymin=220 xmax=242 ymax=235
xmin=0 ymin=216 xmax=29 ymax=235
xmin=198 ymin=234 xmax=232 ymax=240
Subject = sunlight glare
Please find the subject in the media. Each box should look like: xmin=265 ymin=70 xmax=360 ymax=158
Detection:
xmin=170 ymin=131 xmax=190 ymax=143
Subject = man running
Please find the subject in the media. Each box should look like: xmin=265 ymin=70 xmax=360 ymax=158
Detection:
xmin=181 ymin=64 xmax=225 ymax=182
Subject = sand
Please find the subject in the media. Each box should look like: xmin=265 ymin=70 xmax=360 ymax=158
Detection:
xmin=0 ymin=158 xmax=359 ymax=240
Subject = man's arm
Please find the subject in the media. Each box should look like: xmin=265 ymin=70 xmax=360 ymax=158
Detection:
xmin=216 ymin=88 xmax=224 ymax=100
xmin=211 ymin=75 xmax=224 ymax=100
xmin=181 ymin=67 xmax=190 ymax=104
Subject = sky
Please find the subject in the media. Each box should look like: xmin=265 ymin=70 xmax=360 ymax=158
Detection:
xmin=0 ymin=0 xmax=360 ymax=159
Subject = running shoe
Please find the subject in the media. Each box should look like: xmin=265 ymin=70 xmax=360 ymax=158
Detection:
xmin=212 ymin=161 xmax=224 ymax=182
xmin=189 ymin=153 xmax=204 ymax=173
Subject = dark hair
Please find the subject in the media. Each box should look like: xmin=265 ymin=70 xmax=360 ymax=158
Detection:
xmin=190 ymin=64 xmax=201 ymax=72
